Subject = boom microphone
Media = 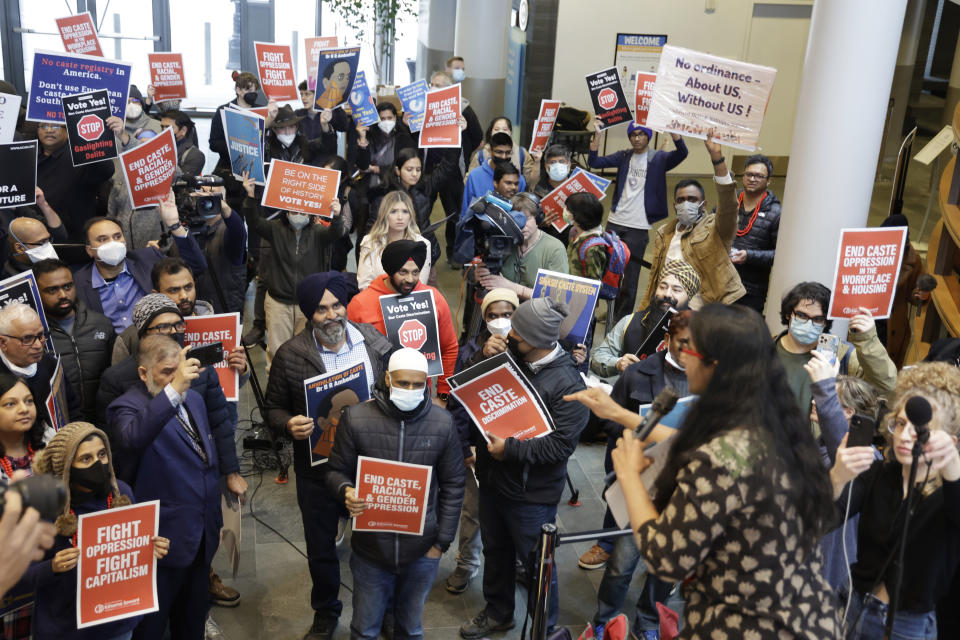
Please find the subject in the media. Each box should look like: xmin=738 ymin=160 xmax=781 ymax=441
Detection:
xmin=604 ymin=388 xmax=679 ymax=486
xmin=905 ymin=395 xmax=932 ymax=446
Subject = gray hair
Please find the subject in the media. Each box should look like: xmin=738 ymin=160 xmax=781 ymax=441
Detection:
xmin=137 ymin=334 xmax=181 ymax=372
xmin=0 ymin=303 xmax=40 ymax=335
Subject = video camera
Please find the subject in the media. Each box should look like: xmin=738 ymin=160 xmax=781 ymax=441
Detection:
xmin=0 ymin=474 xmax=66 ymax=522
xmin=172 ymin=174 xmax=225 ymax=227
xmin=453 ymin=192 xmax=526 ymax=275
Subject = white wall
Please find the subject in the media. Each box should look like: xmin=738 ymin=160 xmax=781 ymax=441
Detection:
xmin=551 ymin=0 xmax=813 ymax=174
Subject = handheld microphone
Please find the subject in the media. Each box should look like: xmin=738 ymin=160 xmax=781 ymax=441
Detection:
xmin=905 ymin=395 xmax=932 ymax=446
xmin=604 ymin=388 xmax=679 ymax=486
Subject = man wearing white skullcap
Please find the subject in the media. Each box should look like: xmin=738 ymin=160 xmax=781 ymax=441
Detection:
xmin=326 ymin=347 xmax=465 ymax=639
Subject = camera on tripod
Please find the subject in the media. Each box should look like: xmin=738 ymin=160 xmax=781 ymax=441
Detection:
xmin=173 ymin=174 xmax=225 ymax=227
xmin=452 ymin=192 xmax=525 ymax=275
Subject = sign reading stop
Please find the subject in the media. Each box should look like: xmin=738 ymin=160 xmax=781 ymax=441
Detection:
xmin=398 ymin=319 xmax=427 ymax=350
xmin=77 ymin=114 xmax=103 ymax=141
xmin=598 ymin=88 xmax=618 ymax=110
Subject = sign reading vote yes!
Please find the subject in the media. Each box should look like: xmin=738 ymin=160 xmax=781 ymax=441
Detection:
xmin=379 ymin=289 xmax=443 ymax=377
xmin=261 ymin=160 xmax=341 ymax=218
xmin=62 ymin=89 xmax=117 ymax=167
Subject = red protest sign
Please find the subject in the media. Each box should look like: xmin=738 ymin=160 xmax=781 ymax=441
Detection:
xmin=120 ymin=128 xmax=178 ymax=209
xmin=529 ymin=99 xmax=562 ymax=155
xmin=261 ymin=160 xmax=341 ymax=217
xmin=450 ymin=363 xmax=553 ymax=444
xmin=634 ymin=72 xmax=656 ymax=126
xmin=183 ymin=313 xmax=240 ymax=401
xmin=827 ymin=227 xmax=908 ymax=320
xmin=56 ymin=13 xmax=103 ymax=57
xmin=542 ymin=171 xmax=605 ymax=232
xmin=354 ymin=457 xmax=432 ymax=535
xmin=306 ymin=36 xmax=340 ymax=92
xmin=147 ymin=53 xmax=186 ymax=101
xmin=76 ymin=500 xmax=159 ymax=629
xmin=254 ymin=42 xmax=299 ymax=102
xmin=420 ymin=84 xmax=461 ymax=148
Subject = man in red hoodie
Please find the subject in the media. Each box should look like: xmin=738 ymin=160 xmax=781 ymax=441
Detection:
xmin=347 ymin=239 xmax=459 ymax=403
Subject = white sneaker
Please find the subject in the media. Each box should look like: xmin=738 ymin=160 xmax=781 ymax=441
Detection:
xmin=205 ymin=615 xmax=225 ymax=640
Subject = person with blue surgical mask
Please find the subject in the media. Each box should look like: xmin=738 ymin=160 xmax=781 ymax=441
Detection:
xmin=775 ymin=281 xmax=897 ymax=425
xmin=326 ymin=347 xmax=465 ymax=640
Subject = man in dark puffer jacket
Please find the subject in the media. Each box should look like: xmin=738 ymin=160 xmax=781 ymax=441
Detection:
xmin=326 ymin=348 xmax=465 ymax=640
xmin=729 ymin=153 xmax=781 ymax=312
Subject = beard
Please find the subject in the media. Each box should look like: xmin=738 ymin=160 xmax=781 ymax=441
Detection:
xmin=314 ymin=316 xmax=347 ymax=345
xmin=145 ymin=376 xmax=165 ymax=397
xmin=48 ymin=298 xmax=75 ymax=319
xmin=654 ymin=295 xmax=679 ymax=311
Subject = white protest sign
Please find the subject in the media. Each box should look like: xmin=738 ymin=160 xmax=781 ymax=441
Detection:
xmin=645 ymin=45 xmax=776 ymax=151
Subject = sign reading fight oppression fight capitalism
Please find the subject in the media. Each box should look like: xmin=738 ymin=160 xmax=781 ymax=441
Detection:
xmin=529 ymin=99 xmax=562 ymax=155
xmin=254 ymin=42 xmax=299 ymax=102
xmin=147 ymin=53 xmax=187 ymax=101
xmin=827 ymin=227 xmax=908 ymax=319
xmin=645 ymin=45 xmax=776 ymax=151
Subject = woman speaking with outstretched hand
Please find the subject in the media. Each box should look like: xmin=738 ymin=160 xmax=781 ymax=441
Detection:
xmin=565 ymin=303 xmax=841 ymax=639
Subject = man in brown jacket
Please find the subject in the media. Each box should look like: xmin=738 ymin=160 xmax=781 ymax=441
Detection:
xmin=641 ymin=136 xmax=745 ymax=307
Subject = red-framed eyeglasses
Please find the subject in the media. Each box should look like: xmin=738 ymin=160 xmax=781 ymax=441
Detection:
xmin=681 ymin=347 xmax=705 ymax=361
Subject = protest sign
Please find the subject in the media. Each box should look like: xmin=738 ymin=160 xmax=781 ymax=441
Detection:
xmin=314 ymin=47 xmax=361 ymax=110
xmin=379 ymin=290 xmax=443 ymax=377
xmin=56 ymin=12 xmax=103 ymax=57
xmin=571 ymin=167 xmax=612 ymax=194
xmin=354 ymin=457 xmax=432 ymax=535
xmin=254 ymin=42 xmax=299 ymax=102
xmin=0 ymin=141 xmax=38 ymax=209
xmin=261 ymin=160 xmax=341 ymax=217
xmin=586 ymin=67 xmax=632 ymax=130
xmin=348 ymin=71 xmax=380 ymax=127
xmin=529 ymin=99 xmax=562 ymax=155
xmin=76 ymin=500 xmax=159 ymax=629
xmin=305 ymin=36 xmax=341 ymax=91
xmin=0 ymin=93 xmax=22 ymax=144
xmin=450 ymin=362 xmax=553 ymax=444
xmin=0 ymin=271 xmax=50 ymax=337
xmin=147 ymin=53 xmax=186 ymax=101
xmin=645 ymin=45 xmax=777 ymax=151
xmin=420 ymin=84 xmax=461 ymax=148
xmin=27 ymin=50 xmax=131 ymax=124
xmin=222 ymin=107 xmax=266 ymax=184
xmin=183 ymin=313 xmax=241 ymax=401
xmin=45 ymin=359 xmax=68 ymax=431
xmin=634 ymin=72 xmax=656 ymax=126
xmin=304 ymin=362 xmax=371 ymax=466
xmin=541 ymin=170 xmax=605 ymax=232
xmin=61 ymin=90 xmax=118 ymax=167
xmin=120 ymin=127 xmax=177 ymax=209
xmin=532 ymin=270 xmax=601 ymax=346
xmin=827 ymin=227 xmax=907 ymax=320
xmin=397 ymin=80 xmax=428 ymax=133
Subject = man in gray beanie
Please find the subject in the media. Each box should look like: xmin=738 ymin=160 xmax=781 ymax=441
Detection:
xmin=460 ymin=296 xmax=590 ymax=638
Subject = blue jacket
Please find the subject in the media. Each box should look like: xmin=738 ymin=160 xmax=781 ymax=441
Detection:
xmin=73 ymin=242 xmax=208 ymax=316
xmin=587 ymin=138 xmax=688 ymax=223
xmin=106 ymin=385 xmax=222 ymax=568
xmin=460 ymin=161 xmax=528 ymax=219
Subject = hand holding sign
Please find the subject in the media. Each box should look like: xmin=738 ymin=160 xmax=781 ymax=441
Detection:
xmin=287 ymin=415 xmax=314 ymax=440
xmin=344 ymin=486 xmax=367 ymax=517
xmin=486 ymin=433 xmax=506 ymax=460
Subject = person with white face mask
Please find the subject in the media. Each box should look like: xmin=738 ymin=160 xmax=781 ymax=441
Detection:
xmin=641 ymin=134 xmax=746 ymax=309
xmin=122 ymin=86 xmax=162 ymax=144
xmin=326 ymin=347 xmax=465 ymax=640
xmin=265 ymin=105 xmax=338 ymax=167
xmin=72 ymin=211 xmax=208 ymax=334
xmin=353 ymin=102 xmax=414 ymax=193
xmin=4 ymin=215 xmax=65 ymax=278
xmin=588 ymin=121 xmax=689 ymax=322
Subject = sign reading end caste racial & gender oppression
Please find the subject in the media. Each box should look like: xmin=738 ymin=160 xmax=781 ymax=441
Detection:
xmin=183 ymin=313 xmax=240 ymax=401
xmin=262 ymin=160 xmax=341 ymax=218
xmin=120 ymin=127 xmax=178 ymax=209
xmin=354 ymin=457 xmax=432 ymax=536
xmin=76 ymin=501 xmax=159 ymax=629
xmin=420 ymin=84 xmax=461 ymax=148
xmin=827 ymin=227 xmax=907 ymax=320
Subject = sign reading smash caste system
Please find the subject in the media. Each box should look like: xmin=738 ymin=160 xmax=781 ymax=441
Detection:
xmin=827 ymin=227 xmax=907 ymax=320
xmin=261 ymin=160 xmax=341 ymax=217
xmin=354 ymin=457 xmax=432 ymax=536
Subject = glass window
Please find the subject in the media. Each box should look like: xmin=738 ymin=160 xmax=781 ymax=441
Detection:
xmin=20 ymin=0 xmax=74 ymax=87
xmin=274 ymin=0 xmax=316 ymax=100
xmin=169 ymin=0 xmax=236 ymax=109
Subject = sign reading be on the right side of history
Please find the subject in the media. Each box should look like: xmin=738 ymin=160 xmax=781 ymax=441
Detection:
xmin=827 ymin=227 xmax=908 ymax=320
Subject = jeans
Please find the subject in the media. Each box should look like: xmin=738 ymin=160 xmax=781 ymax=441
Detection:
xmin=454 ymin=466 xmax=483 ymax=572
xmin=349 ymin=552 xmax=440 ymax=640
xmin=478 ymin=488 xmax=559 ymax=628
xmin=296 ymin=472 xmax=344 ymax=620
xmin=845 ymin=592 xmax=937 ymax=640
xmin=606 ymin=223 xmax=649 ymax=322
xmin=593 ymin=532 xmax=674 ymax=631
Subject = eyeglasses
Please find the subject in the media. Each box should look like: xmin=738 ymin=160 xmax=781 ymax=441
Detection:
xmin=743 ymin=172 xmax=768 ymax=181
xmin=681 ymin=347 xmax=705 ymax=361
xmin=3 ymin=333 xmax=46 ymax=347
xmin=887 ymin=417 xmax=916 ymax=436
xmin=793 ymin=310 xmax=827 ymax=327
xmin=39 ymin=124 xmax=62 ymax=132
xmin=146 ymin=321 xmax=186 ymax=335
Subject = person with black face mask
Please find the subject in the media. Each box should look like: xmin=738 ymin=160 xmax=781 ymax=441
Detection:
xmin=264 ymin=272 xmax=393 ymax=640
xmin=590 ymin=261 xmax=701 ymax=379
xmin=24 ymin=421 xmax=170 ymax=640
xmin=33 ymin=259 xmax=115 ymax=420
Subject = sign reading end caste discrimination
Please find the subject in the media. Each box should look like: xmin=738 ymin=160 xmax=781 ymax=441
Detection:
xmin=262 ymin=160 xmax=341 ymax=218
xmin=827 ymin=227 xmax=908 ymax=320
xmin=354 ymin=456 xmax=432 ymax=536
xmin=450 ymin=363 xmax=554 ymax=444
xmin=76 ymin=500 xmax=159 ymax=629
